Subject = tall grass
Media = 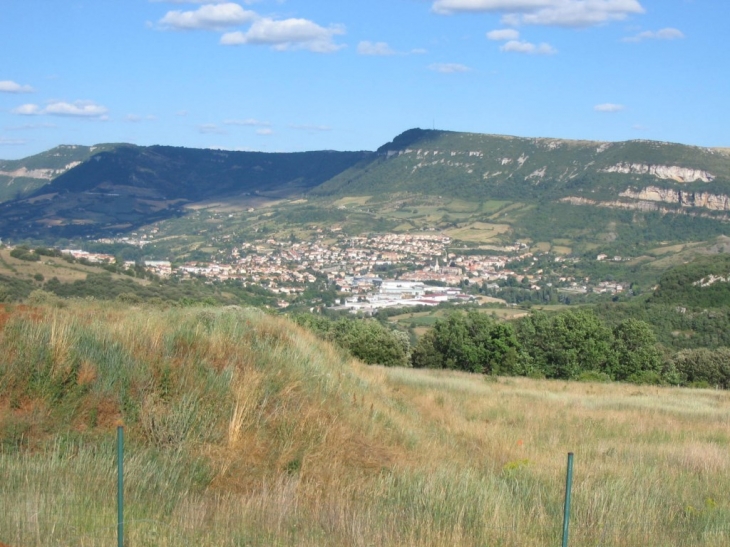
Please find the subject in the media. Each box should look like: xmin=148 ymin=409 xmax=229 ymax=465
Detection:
xmin=1 ymin=303 xmax=729 ymax=545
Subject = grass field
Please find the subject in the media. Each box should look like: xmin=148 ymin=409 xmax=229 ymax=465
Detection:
xmin=0 ymin=248 xmax=150 ymax=285
xmin=1 ymin=303 xmax=729 ymax=546
xmin=444 ymin=222 xmax=511 ymax=243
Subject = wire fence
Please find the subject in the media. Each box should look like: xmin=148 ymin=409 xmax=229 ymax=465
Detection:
xmin=3 ymin=436 xmax=730 ymax=547
xmin=3 ymin=509 xmax=730 ymax=547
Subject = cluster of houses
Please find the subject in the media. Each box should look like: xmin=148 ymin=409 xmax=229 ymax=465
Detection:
xmin=47 ymin=230 xmax=628 ymax=307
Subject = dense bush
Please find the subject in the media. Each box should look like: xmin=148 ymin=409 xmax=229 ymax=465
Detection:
xmin=10 ymin=246 xmax=40 ymax=262
xmin=292 ymin=314 xmax=411 ymax=367
xmin=411 ymin=311 xmax=521 ymax=375
xmin=673 ymin=348 xmax=730 ymax=389
xmin=410 ymin=309 xmax=676 ymax=385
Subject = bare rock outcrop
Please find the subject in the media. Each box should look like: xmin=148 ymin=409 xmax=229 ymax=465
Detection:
xmin=602 ymin=163 xmax=715 ymax=183
xmin=620 ymin=186 xmax=730 ymax=211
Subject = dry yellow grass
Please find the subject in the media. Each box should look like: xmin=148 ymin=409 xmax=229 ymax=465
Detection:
xmin=444 ymin=222 xmax=511 ymax=243
xmin=1 ymin=304 xmax=729 ymax=546
xmin=0 ymin=248 xmax=149 ymax=285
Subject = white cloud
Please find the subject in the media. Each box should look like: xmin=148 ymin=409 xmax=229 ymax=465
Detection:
xmin=0 ymin=137 xmax=28 ymax=145
xmin=357 ymin=41 xmax=396 ymax=56
xmin=45 ymin=101 xmax=109 ymax=118
xmin=0 ymin=80 xmax=34 ymax=94
xmin=290 ymin=124 xmax=332 ymax=131
xmin=224 ymin=118 xmax=270 ymax=126
xmin=500 ymin=40 xmax=557 ymax=54
xmin=487 ymin=28 xmax=520 ymax=41
xmin=411 ymin=48 xmax=428 ymax=55
xmin=15 ymin=100 xmax=108 ymax=118
xmin=4 ymin=123 xmax=56 ymax=131
xmin=159 ymin=3 xmax=257 ymax=31
xmin=151 ymin=1 xmax=256 ymax=4
xmin=11 ymin=104 xmax=42 ymax=115
xmin=428 ymin=63 xmax=472 ymax=73
xmin=199 ymin=123 xmax=226 ymax=134
xmin=256 ymin=128 xmax=274 ymax=135
xmin=594 ymin=103 xmax=625 ymax=112
xmin=622 ymin=27 xmax=684 ymax=42
xmin=220 ymin=18 xmax=345 ymax=52
xmin=125 ymin=114 xmax=157 ymax=122
xmin=432 ymin=0 xmax=645 ymax=28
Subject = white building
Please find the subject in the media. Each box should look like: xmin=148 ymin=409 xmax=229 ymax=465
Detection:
xmin=379 ymin=280 xmax=426 ymax=299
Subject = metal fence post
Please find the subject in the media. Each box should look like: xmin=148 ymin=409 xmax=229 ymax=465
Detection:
xmin=117 ymin=425 xmax=124 ymax=547
xmin=562 ymin=452 xmax=574 ymax=547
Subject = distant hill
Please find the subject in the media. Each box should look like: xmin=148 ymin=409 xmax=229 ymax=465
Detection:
xmin=314 ymin=129 xmax=730 ymax=205
xmin=1 ymin=128 xmax=729 ymax=242
xmin=0 ymin=145 xmax=370 ymax=239
xmin=0 ymin=144 xmax=119 ymax=202
xmin=651 ymin=253 xmax=730 ymax=308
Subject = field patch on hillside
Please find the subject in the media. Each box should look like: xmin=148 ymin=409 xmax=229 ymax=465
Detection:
xmin=445 ymin=222 xmax=511 ymax=242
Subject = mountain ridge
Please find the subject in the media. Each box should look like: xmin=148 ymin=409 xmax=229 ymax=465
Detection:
xmin=1 ymin=128 xmax=729 ymax=241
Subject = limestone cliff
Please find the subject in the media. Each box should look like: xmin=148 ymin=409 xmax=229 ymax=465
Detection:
xmin=601 ymin=163 xmax=715 ymax=183
xmin=619 ymin=186 xmax=730 ymax=211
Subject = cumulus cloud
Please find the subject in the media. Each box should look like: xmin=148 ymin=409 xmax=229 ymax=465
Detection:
xmin=220 ymin=18 xmax=345 ymax=52
xmin=0 ymin=80 xmax=34 ymax=94
xmin=622 ymin=27 xmax=684 ymax=42
xmin=45 ymin=101 xmax=109 ymax=117
xmin=500 ymin=40 xmax=557 ymax=54
xmin=432 ymin=0 xmax=645 ymax=28
xmin=487 ymin=28 xmax=520 ymax=40
xmin=224 ymin=118 xmax=270 ymax=126
xmin=11 ymin=104 xmax=42 ymax=115
xmin=357 ymin=41 xmax=396 ymax=56
xmin=428 ymin=63 xmax=472 ymax=73
xmin=12 ymin=101 xmax=108 ymax=118
xmin=594 ymin=103 xmax=625 ymax=112
xmin=159 ymin=3 xmax=257 ymax=31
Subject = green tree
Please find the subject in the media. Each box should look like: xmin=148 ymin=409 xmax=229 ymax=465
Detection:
xmin=517 ymin=310 xmax=617 ymax=379
xmin=673 ymin=348 xmax=730 ymax=388
xmin=609 ymin=319 xmax=662 ymax=381
xmin=411 ymin=311 xmax=522 ymax=375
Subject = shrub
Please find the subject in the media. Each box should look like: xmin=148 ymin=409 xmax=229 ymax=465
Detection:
xmin=411 ymin=311 xmax=523 ymax=374
xmin=673 ymin=348 xmax=730 ymax=389
xmin=577 ymin=370 xmax=612 ymax=383
xmin=10 ymin=248 xmax=40 ymax=262
xmin=626 ymin=370 xmax=663 ymax=385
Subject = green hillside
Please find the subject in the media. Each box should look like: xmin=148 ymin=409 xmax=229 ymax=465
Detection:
xmin=651 ymin=254 xmax=730 ymax=307
xmin=314 ymin=129 xmax=730 ymax=202
xmin=3 ymin=128 xmax=730 ymax=251
xmin=0 ymin=146 xmax=370 ymax=239
xmin=0 ymin=144 xmax=119 ymax=202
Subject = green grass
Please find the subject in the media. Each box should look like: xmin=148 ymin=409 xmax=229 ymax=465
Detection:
xmin=1 ymin=303 xmax=730 ymax=546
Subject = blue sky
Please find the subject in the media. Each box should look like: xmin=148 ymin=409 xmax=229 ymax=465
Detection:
xmin=0 ymin=0 xmax=726 ymax=159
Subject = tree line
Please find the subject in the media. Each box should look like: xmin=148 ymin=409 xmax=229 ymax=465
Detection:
xmin=294 ymin=309 xmax=730 ymax=389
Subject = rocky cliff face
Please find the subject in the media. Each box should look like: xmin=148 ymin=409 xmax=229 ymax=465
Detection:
xmin=619 ymin=186 xmax=730 ymax=211
xmin=0 ymin=162 xmax=82 ymax=182
xmin=601 ymin=163 xmax=715 ymax=183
